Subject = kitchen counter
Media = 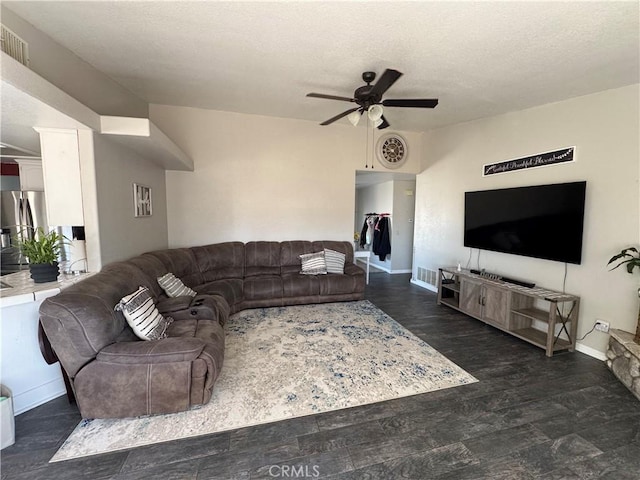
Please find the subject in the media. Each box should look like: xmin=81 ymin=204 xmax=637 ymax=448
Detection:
xmin=0 ymin=269 xmax=94 ymax=415
xmin=0 ymin=270 xmax=94 ymax=307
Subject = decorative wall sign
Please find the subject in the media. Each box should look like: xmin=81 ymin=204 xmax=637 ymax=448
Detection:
xmin=483 ymin=146 xmax=575 ymax=176
xmin=133 ymin=183 xmax=152 ymax=217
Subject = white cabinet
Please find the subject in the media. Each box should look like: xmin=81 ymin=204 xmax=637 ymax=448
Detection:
xmin=15 ymin=159 xmax=44 ymax=191
xmin=0 ymin=289 xmax=65 ymax=414
xmin=34 ymin=128 xmax=84 ymax=226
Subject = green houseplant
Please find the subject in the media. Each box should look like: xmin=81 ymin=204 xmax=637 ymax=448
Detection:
xmin=608 ymin=247 xmax=640 ymax=342
xmin=17 ymin=227 xmax=65 ymax=283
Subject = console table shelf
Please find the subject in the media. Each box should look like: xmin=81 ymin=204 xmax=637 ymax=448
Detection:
xmin=512 ymin=307 xmax=550 ymax=323
xmin=437 ymin=267 xmax=580 ymax=357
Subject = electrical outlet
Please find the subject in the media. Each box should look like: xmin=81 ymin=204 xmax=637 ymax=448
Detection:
xmin=595 ymin=320 xmax=610 ymax=333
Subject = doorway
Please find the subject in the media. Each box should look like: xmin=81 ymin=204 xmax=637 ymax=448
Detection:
xmin=354 ymin=171 xmax=416 ymax=275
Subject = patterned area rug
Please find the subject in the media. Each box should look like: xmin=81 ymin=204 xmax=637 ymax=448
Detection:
xmin=51 ymin=300 xmax=477 ymax=462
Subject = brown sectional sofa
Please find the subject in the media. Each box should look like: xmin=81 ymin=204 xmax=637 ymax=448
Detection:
xmin=39 ymin=240 xmax=364 ymax=419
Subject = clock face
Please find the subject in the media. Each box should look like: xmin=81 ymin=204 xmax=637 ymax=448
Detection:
xmin=376 ymin=134 xmax=408 ymax=169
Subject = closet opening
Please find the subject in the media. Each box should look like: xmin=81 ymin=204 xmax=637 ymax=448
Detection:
xmin=354 ymin=171 xmax=416 ymax=279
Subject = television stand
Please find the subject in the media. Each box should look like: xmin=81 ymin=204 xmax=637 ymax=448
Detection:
xmin=437 ymin=267 xmax=580 ymax=357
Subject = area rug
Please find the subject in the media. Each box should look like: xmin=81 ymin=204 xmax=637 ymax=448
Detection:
xmin=51 ymin=300 xmax=477 ymax=462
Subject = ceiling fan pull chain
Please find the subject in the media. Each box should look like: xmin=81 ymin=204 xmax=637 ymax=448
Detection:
xmin=370 ymin=117 xmax=374 ymax=169
xmin=365 ymin=117 xmax=369 ymax=168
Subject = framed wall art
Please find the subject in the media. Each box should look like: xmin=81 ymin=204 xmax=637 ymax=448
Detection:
xmin=133 ymin=183 xmax=152 ymax=217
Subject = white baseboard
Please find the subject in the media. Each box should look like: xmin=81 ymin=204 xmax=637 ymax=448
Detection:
xmin=13 ymin=379 xmax=67 ymax=415
xmin=410 ymin=278 xmax=438 ymax=293
xmin=575 ymin=343 xmax=607 ymax=361
xmin=391 ymin=269 xmax=412 ymax=274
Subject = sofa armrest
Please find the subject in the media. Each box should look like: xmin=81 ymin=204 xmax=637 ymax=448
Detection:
xmin=344 ymin=263 xmax=365 ymax=276
xmin=97 ymin=338 xmax=205 ymax=365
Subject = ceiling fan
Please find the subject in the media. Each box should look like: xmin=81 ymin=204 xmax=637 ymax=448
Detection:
xmin=306 ymin=69 xmax=438 ymax=129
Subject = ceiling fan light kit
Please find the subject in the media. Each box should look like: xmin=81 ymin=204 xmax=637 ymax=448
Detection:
xmin=306 ymin=69 xmax=438 ymax=130
xmin=347 ymin=110 xmax=362 ymax=126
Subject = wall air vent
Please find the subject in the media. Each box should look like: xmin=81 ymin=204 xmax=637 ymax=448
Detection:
xmin=1 ymin=24 xmax=29 ymax=66
xmin=417 ymin=267 xmax=438 ymax=286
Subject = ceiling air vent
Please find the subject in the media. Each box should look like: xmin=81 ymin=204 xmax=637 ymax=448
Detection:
xmin=1 ymin=24 xmax=29 ymax=66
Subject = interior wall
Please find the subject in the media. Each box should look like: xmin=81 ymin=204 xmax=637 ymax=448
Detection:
xmin=414 ymin=84 xmax=640 ymax=358
xmin=92 ymin=134 xmax=168 ymax=265
xmin=149 ymin=104 xmax=422 ymax=247
xmin=1 ymin=6 xmax=148 ymax=117
xmin=391 ymin=180 xmax=416 ymax=271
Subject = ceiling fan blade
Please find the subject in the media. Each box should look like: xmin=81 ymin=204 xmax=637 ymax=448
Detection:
xmin=382 ymin=98 xmax=439 ymax=108
xmin=368 ymin=69 xmax=403 ymax=98
xmin=377 ymin=116 xmax=390 ymax=130
xmin=307 ymin=93 xmax=355 ymax=102
xmin=320 ymin=107 xmax=361 ymax=126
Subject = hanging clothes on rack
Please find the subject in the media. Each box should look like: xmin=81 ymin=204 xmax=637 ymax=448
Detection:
xmin=365 ymin=215 xmax=376 ymax=245
xmin=359 ymin=213 xmax=377 ymax=248
xmin=373 ymin=214 xmax=391 ymax=261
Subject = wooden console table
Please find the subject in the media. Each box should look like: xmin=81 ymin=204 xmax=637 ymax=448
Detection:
xmin=437 ymin=267 xmax=580 ymax=357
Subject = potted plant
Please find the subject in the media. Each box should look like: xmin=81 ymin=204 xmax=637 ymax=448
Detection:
xmin=17 ymin=227 xmax=66 ymax=283
xmin=608 ymin=247 xmax=640 ymax=342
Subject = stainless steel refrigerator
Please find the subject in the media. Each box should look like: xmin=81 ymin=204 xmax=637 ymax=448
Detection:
xmin=1 ymin=191 xmax=48 ymax=275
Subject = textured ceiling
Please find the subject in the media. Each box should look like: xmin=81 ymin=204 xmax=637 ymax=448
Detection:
xmin=4 ymin=1 xmax=639 ymax=132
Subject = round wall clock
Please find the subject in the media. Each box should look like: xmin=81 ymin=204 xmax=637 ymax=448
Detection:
xmin=376 ymin=133 xmax=408 ymax=169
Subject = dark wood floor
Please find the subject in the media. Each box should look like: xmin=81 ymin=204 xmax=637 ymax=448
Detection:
xmin=1 ymin=273 xmax=639 ymax=479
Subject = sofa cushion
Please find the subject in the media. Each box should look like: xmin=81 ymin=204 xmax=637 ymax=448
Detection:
xmin=115 ymin=287 xmax=173 ymax=341
xmin=127 ymin=254 xmax=169 ymax=299
xmin=312 ymin=241 xmax=354 ymax=263
xmin=156 ymin=295 xmax=193 ymax=315
xmin=280 ymin=241 xmax=315 ymax=275
xmin=97 ymin=338 xmax=205 ymax=364
xmin=317 ymin=271 xmax=361 ymax=296
xmin=300 ymin=251 xmax=327 ymax=275
xmin=166 ymin=319 xmax=225 ymax=347
xmin=245 ymin=241 xmax=281 ymax=277
xmin=192 ymin=242 xmax=245 ymax=282
xmin=158 ymin=273 xmax=197 ymax=298
xmin=67 ymin=262 xmax=152 ymax=308
xmin=146 ymin=248 xmax=203 ymax=287
xmin=157 ymin=294 xmax=229 ymax=326
xmin=195 ymin=278 xmax=243 ymax=307
xmin=324 ymin=248 xmax=346 ymax=274
xmin=282 ymin=273 xmax=320 ymax=297
xmin=244 ymin=275 xmax=283 ymax=300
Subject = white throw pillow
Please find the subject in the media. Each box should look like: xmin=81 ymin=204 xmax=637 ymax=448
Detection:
xmin=299 ymin=251 xmax=327 ymax=275
xmin=115 ymin=286 xmax=173 ymax=340
xmin=157 ymin=272 xmax=197 ymax=298
xmin=324 ymin=248 xmax=346 ymax=274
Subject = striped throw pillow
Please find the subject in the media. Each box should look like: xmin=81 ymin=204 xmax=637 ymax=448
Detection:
xmin=115 ymin=286 xmax=173 ymax=340
xmin=299 ymin=251 xmax=327 ymax=275
xmin=157 ymin=273 xmax=197 ymax=298
xmin=324 ymin=248 xmax=346 ymax=274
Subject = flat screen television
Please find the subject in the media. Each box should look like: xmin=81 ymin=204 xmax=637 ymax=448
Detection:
xmin=464 ymin=181 xmax=586 ymax=264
